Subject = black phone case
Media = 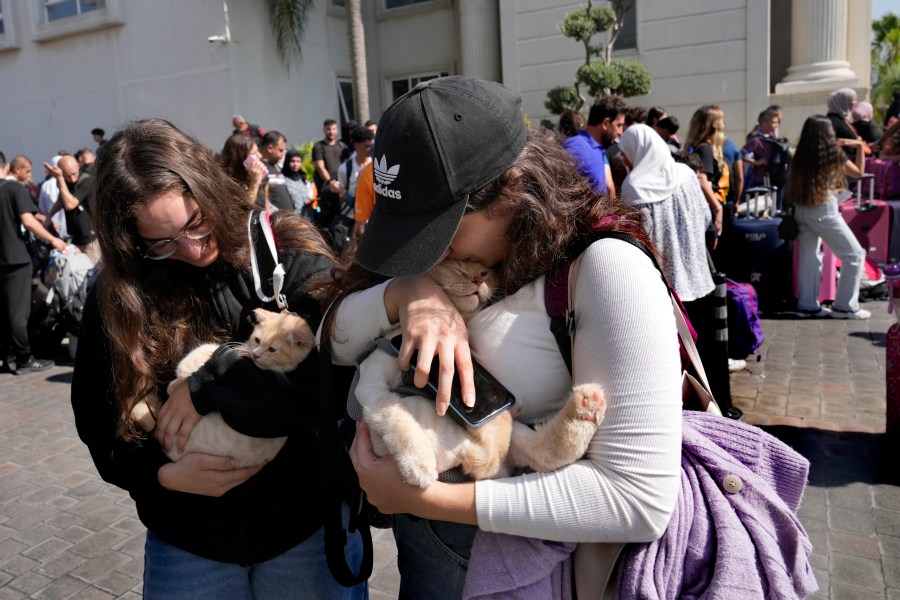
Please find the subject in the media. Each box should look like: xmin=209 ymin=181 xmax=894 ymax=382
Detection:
xmin=388 ymin=335 xmax=516 ymax=428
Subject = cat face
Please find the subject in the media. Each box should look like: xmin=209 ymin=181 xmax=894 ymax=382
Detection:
xmin=427 ymin=259 xmax=495 ymax=321
xmin=247 ymin=308 xmax=316 ymax=372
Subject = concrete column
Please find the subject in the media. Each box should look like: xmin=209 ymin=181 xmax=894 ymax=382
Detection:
xmin=457 ymin=0 xmax=501 ymax=82
xmin=775 ymin=0 xmax=858 ymax=93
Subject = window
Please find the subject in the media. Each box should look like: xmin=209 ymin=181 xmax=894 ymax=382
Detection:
xmin=332 ymin=0 xmax=345 ymax=7
xmin=0 ymin=1 xmax=5 ymax=34
xmin=337 ymin=78 xmax=356 ymax=132
xmin=390 ymin=72 xmax=448 ymax=101
xmin=613 ymin=1 xmax=637 ymax=51
xmin=385 ymin=0 xmax=431 ymax=9
xmin=44 ymin=0 xmax=104 ymax=22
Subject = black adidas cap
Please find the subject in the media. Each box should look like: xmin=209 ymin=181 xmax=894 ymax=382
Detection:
xmin=355 ymin=76 xmax=527 ymax=277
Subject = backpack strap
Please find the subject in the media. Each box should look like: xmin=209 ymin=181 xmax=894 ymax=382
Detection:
xmin=316 ymin=345 xmax=374 ymax=587
xmin=248 ymin=210 xmax=288 ymax=310
xmin=545 ymin=231 xmax=663 ymax=372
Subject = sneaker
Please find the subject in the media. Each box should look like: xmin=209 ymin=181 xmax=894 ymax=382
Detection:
xmin=796 ymin=307 xmax=831 ymax=318
xmin=727 ymin=358 xmax=747 ymax=372
xmin=829 ymin=308 xmax=872 ymax=320
xmin=14 ymin=357 xmax=54 ymax=374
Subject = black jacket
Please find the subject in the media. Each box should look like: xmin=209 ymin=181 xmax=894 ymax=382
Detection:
xmin=71 ymin=247 xmax=345 ymax=564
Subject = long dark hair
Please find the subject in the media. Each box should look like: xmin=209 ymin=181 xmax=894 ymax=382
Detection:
xmin=321 ymin=128 xmax=649 ymax=347
xmin=219 ymin=133 xmax=257 ymax=188
xmin=92 ymin=119 xmax=332 ymax=433
xmin=785 ymin=115 xmax=847 ymax=206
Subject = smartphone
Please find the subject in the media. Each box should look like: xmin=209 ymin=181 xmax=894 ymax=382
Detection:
xmin=243 ymin=154 xmax=258 ymax=170
xmin=388 ymin=335 xmax=516 ymax=428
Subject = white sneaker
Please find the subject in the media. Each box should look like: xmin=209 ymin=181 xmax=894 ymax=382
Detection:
xmin=829 ymin=308 xmax=872 ymax=320
xmin=728 ymin=358 xmax=747 ymax=372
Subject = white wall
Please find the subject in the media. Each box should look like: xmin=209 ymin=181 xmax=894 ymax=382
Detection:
xmin=499 ymin=0 xmax=770 ymax=144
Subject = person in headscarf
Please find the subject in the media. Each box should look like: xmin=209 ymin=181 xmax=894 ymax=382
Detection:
xmin=281 ymin=149 xmax=314 ymax=218
xmin=827 ymin=88 xmax=870 ymax=160
xmin=851 ymin=101 xmax=880 ymax=145
xmin=620 ymin=123 xmax=739 ymax=417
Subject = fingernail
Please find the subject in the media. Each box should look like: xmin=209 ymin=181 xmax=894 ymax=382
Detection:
xmin=465 ymin=393 xmax=475 ymax=407
xmin=437 ymin=402 xmax=447 ymax=416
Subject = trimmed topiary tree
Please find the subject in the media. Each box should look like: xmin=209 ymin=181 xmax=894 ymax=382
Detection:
xmin=545 ymin=0 xmax=652 ymax=115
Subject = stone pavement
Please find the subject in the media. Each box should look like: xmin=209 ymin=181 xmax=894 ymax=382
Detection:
xmin=0 ymin=300 xmax=897 ymax=599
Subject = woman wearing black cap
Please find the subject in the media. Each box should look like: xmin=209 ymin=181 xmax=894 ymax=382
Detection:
xmin=322 ymin=77 xmax=682 ymax=598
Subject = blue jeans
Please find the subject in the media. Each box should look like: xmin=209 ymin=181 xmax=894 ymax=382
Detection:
xmin=143 ymin=508 xmax=367 ymax=599
xmin=392 ymin=514 xmax=477 ymax=600
xmin=794 ymin=198 xmax=866 ymax=313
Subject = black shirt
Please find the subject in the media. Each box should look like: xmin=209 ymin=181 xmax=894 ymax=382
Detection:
xmin=827 ymin=112 xmax=860 ymax=161
xmin=311 ymin=140 xmax=348 ymax=189
xmin=0 ymin=180 xmax=34 ymax=266
xmin=64 ymin=173 xmax=95 ymax=246
xmin=71 ymin=243 xmax=344 ymax=564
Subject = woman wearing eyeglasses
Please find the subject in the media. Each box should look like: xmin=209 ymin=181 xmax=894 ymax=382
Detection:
xmin=70 ymin=119 xmax=366 ymax=599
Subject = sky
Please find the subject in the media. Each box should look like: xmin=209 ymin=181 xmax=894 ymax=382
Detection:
xmin=872 ymin=0 xmax=895 ymax=21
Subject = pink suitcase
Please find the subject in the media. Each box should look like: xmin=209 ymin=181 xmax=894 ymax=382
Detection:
xmin=792 ymin=241 xmax=837 ymax=303
xmin=839 ymin=176 xmax=891 ymax=264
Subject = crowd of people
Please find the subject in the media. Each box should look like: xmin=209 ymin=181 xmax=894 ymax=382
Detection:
xmin=0 ymin=78 xmax=897 ymax=598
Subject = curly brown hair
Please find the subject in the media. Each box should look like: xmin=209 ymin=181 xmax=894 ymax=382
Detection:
xmin=320 ymin=128 xmax=651 ymax=348
xmin=92 ymin=119 xmax=332 ymax=434
xmin=785 ymin=115 xmax=847 ymax=206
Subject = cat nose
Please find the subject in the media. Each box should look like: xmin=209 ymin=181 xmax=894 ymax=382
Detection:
xmin=472 ymin=276 xmax=483 ymax=286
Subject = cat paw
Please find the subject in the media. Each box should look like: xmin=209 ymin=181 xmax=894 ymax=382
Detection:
xmin=571 ymin=384 xmax=606 ymax=423
xmin=398 ymin=462 xmax=439 ymax=488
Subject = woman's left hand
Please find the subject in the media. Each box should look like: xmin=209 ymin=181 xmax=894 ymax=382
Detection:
xmin=157 ymin=379 xmax=202 ymax=453
xmin=349 ymin=422 xmax=424 ymax=515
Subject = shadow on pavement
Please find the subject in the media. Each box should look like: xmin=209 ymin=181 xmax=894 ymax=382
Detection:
xmin=46 ymin=371 xmax=73 ymax=384
xmin=848 ymin=330 xmax=887 ymax=348
xmin=762 ymin=425 xmax=900 ymax=487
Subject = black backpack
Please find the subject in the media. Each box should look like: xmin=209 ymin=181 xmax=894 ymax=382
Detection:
xmin=754 ymin=133 xmax=791 ymax=188
xmin=247 ymin=211 xmax=374 ymax=587
xmin=327 ymin=160 xmax=357 ymax=254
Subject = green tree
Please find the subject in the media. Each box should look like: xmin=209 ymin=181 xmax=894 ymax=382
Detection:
xmin=871 ymin=12 xmax=900 ymax=120
xmin=545 ymin=0 xmax=651 ymax=115
xmin=266 ymin=0 xmax=370 ymax=123
xmin=265 ymin=0 xmax=313 ymax=70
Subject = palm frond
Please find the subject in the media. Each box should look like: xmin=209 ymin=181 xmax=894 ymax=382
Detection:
xmin=265 ymin=0 xmax=314 ymax=70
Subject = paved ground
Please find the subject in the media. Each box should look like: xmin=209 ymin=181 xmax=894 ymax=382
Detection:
xmin=0 ymin=300 xmax=897 ymax=599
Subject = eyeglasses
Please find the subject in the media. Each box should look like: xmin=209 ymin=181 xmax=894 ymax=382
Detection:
xmin=140 ymin=216 xmax=214 ymax=260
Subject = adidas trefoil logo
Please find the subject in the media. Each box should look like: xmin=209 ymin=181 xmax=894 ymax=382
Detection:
xmin=374 ymin=154 xmax=402 ymax=199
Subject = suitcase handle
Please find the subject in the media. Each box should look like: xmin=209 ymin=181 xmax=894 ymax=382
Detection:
xmin=854 ymin=174 xmax=876 ymax=212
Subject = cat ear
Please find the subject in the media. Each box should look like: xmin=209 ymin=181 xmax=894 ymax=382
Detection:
xmin=288 ymin=322 xmax=314 ymax=348
xmin=253 ymin=308 xmax=271 ymax=323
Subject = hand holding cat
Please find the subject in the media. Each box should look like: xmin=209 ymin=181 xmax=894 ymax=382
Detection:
xmin=157 ymin=453 xmax=263 ymax=497
xmin=349 ymin=422 xmax=477 ymax=524
xmin=384 ymin=276 xmax=476 ymax=415
xmin=157 ymin=379 xmax=202 ymax=454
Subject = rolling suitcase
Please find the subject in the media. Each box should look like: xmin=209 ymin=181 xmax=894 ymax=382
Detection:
xmin=839 ymin=175 xmax=891 ymax=264
xmin=886 ymin=200 xmax=900 ymax=264
xmin=721 ymin=186 xmax=792 ymax=314
xmin=887 ymin=264 xmax=900 ymax=436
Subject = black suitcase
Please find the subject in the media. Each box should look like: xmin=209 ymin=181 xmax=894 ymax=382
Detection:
xmin=886 ymin=200 xmax=900 ymax=264
xmin=720 ymin=186 xmax=793 ymax=313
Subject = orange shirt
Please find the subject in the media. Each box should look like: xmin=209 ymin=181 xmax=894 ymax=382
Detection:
xmin=354 ymin=162 xmax=375 ymax=223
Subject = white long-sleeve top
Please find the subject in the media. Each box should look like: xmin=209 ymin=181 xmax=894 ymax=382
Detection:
xmin=328 ymin=239 xmax=683 ymax=543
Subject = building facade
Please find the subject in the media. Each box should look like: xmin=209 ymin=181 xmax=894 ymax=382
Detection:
xmin=0 ymin=0 xmax=871 ymax=164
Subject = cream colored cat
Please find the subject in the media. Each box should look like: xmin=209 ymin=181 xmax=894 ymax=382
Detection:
xmin=130 ymin=308 xmax=316 ymax=467
xmin=355 ymin=260 xmax=606 ymax=488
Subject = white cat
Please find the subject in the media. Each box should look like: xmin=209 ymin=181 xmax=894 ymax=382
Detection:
xmin=355 ymin=260 xmax=606 ymax=488
xmin=130 ymin=308 xmax=316 ymax=467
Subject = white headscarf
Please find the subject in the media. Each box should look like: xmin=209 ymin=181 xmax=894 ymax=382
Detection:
xmin=827 ymin=88 xmax=856 ymax=118
xmin=619 ymin=124 xmax=684 ymax=205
